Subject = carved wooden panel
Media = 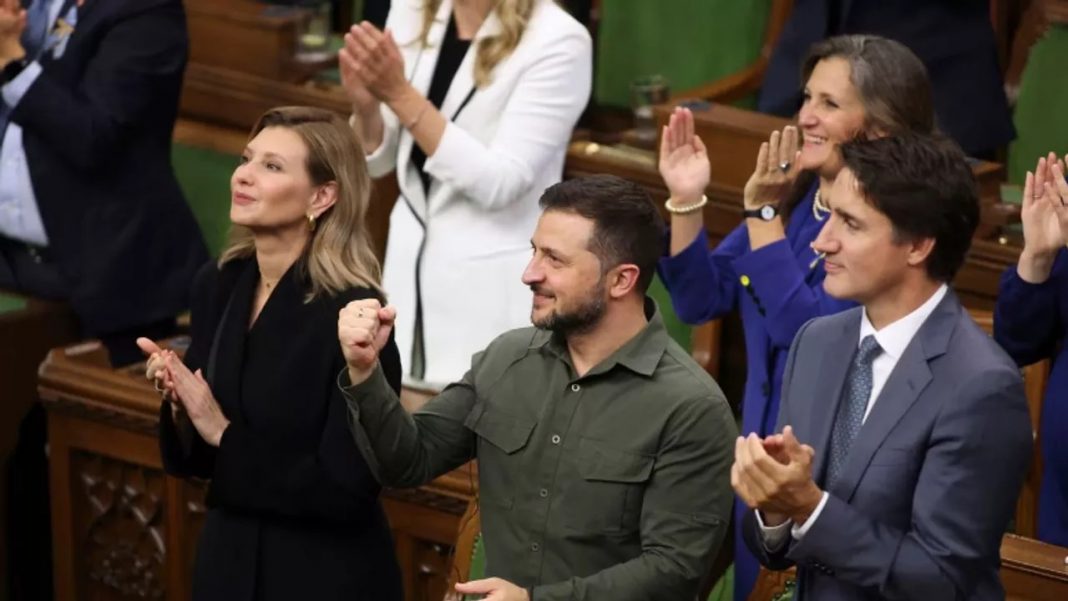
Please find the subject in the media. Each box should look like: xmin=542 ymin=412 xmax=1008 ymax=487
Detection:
xmin=71 ymin=451 xmax=166 ymax=599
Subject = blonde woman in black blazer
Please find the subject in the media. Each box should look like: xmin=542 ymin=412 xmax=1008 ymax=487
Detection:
xmin=139 ymin=107 xmax=403 ymax=601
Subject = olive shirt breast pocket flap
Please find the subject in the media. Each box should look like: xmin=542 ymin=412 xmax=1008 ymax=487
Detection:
xmin=465 ymin=403 xmax=536 ymax=454
xmin=579 ymin=440 xmax=655 ymax=483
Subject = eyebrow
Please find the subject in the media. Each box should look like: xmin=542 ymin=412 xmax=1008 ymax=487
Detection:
xmin=242 ymin=148 xmax=289 ymax=164
xmin=531 ymin=241 xmax=570 ymax=260
xmin=834 ymin=207 xmax=863 ymax=225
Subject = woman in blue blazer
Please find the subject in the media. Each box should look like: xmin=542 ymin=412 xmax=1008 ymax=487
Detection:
xmin=657 ymin=35 xmax=938 ymax=601
xmin=995 ymin=152 xmax=1068 ymax=547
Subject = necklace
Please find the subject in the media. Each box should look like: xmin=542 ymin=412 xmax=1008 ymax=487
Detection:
xmin=812 ymin=189 xmax=830 ymax=221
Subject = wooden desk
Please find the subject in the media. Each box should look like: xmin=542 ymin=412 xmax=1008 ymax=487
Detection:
xmin=0 ymin=292 xmax=77 ymax=601
xmin=38 ymin=340 xmax=475 ymax=601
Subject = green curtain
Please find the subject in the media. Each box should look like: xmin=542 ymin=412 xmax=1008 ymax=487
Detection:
xmin=0 ymin=293 xmax=28 ymax=314
xmin=1007 ymin=24 xmax=1068 ymax=184
xmin=171 ymin=143 xmax=238 ymax=258
xmin=594 ymin=0 xmax=771 ymax=108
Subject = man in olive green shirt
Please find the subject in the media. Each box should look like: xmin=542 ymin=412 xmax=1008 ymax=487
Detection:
xmin=338 ymin=175 xmax=736 ymax=601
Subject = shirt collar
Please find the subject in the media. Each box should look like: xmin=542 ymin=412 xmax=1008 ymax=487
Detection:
xmin=531 ymin=297 xmax=669 ymax=378
xmin=859 ymin=284 xmax=948 ymax=360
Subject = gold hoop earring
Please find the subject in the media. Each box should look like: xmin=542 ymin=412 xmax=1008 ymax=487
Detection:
xmin=307 ymin=213 xmax=317 ymax=232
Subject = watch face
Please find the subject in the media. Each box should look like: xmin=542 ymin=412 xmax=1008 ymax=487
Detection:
xmin=760 ymin=205 xmax=776 ymax=220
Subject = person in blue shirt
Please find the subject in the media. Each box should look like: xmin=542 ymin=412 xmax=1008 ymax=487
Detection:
xmin=995 ymin=151 xmax=1068 ymax=547
xmin=657 ymin=35 xmax=938 ymax=601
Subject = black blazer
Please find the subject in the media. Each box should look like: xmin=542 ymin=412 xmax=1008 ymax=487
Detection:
xmin=11 ymin=0 xmax=207 ymax=334
xmin=159 ymin=258 xmax=403 ymax=601
xmin=757 ymin=0 xmax=1014 ymax=156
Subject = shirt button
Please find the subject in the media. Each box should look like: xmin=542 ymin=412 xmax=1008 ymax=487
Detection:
xmin=551 ymin=434 xmax=561 ymax=445
xmin=531 ymin=542 xmax=540 ymax=552
xmin=570 ymin=383 xmax=580 ymax=392
xmin=539 ymin=488 xmax=548 ymax=498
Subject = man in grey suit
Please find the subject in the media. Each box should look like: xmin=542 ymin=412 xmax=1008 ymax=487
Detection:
xmin=733 ymin=133 xmax=1033 ymax=600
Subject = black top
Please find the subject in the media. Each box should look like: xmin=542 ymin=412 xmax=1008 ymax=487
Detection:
xmin=410 ymin=14 xmax=472 ymax=193
xmin=159 ymin=257 xmax=403 ymax=601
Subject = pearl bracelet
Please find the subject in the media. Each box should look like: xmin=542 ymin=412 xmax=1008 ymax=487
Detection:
xmin=665 ymin=194 xmax=708 ymax=215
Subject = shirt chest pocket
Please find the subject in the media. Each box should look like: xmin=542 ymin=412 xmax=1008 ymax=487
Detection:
xmin=465 ymin=403 xmax=535 ymax=509
xmin=562 ymin=438 xmax=655 ymax=533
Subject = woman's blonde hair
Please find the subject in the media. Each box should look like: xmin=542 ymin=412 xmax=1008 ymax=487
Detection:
xmin=419 ymin=0 xmax=536 ymax=88
xmin=219 ymin=106 xmax=384 ymax=300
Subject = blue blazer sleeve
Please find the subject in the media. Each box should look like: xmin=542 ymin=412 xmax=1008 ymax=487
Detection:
xmin=731 ymin=238 xmax=855 ymax=350
xmin=994 ymin=250 xmax=1067 ymax=366
xmin=657 ymin=226 xmax=747 ymax=324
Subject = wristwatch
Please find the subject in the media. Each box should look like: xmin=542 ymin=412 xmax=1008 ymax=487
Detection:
xmin=743 ymin=204 xmax=779 ymax=221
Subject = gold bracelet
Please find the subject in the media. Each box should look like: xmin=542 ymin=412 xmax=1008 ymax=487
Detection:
xmin=665 ymin=194 xmax=708 ymax=215
xmin=405 ymin=103 xmax=429 ymax=130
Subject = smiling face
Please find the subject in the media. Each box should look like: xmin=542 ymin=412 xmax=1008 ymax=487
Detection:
xmin=230 ymin=126 xmax=329 ymax=235
xmin=798 ymin=57 xmax=868 ymax=179
xmin=521 ymin=210 xmax=609 ymax=335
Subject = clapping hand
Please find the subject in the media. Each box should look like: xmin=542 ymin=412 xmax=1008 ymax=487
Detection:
xmin=659 ymin=107 xmax=710 ymax=204
xmin=339 ymin=21 xmax=409 ymax=104
xmin=731 ymin=426 xmax=822 ymax=526
xmin=136 ymin=337 xmax=181 ymax=419
xmin=743 ymin=126 xmax=801 ymax=211
xmin=1018 ymin=153 xmax=1068 ymax=283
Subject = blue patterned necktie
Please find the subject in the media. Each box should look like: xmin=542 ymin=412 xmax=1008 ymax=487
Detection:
xmin=825 ymin=334 xmax=882 ymax=487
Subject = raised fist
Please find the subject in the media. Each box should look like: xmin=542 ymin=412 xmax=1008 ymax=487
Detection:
xmin=338 ymin=298 xmax=396 ymax=385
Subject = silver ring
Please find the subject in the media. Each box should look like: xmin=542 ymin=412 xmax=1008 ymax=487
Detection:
xmin=779 ymin=161 xmax=791 ymax=173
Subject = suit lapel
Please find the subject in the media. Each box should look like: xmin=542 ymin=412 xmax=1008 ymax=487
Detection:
xmin=830 ymin=292 xmax=959 ymax=501
xmin=807 ymin=314 xmax=860 ymax=486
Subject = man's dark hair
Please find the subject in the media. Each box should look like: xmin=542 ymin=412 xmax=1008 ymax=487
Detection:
xmin=839 ymin=133 xmax=979 ymax=282
xmin=538 ymin=175 xmax=665 ymax=294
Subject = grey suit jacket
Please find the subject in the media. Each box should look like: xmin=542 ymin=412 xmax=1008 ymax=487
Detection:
xmin=743 ymin=291 xmax=1032 ymax=600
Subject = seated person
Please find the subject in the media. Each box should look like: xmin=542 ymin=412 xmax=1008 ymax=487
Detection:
xmin=995 ymin=152 xmax=1068 ymax=547
xmin=0 ymin=0 xmax=206 ymax=364
xmin=339 ymin=175 xmax=737 ymax=601
xmin=140 ymin=107 xmax=403 ymax=601
xmin=735 ymin=133 xmax=1032 ymax=600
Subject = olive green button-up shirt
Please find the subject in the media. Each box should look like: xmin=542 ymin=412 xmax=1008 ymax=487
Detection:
xmin=341 ymin=303 xmax=737 ymax=600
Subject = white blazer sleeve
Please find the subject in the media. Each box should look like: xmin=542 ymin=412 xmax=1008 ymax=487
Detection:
xmin=422 ymin=26 xmax=592 ymax=211
xmin=364 ymin=105 xmax=402 ymax=178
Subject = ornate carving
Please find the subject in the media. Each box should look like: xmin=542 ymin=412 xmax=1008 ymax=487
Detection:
xmin=75 ymin=452 xmax=166 ymax=599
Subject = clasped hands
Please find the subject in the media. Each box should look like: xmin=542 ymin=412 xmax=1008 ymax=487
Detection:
xmin=338 ymin=20 xmax=412 ymax=113
xmin=731 ymin=426 xmax=824 ymax=527
xmin=136 ymin=338 xmax=230 ymax=447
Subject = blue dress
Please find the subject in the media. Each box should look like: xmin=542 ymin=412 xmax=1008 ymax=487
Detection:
xmin=994 ymin=249 xmax=1068 ymax=547
xmin=657 ymin=184 xmax=855 ymax=601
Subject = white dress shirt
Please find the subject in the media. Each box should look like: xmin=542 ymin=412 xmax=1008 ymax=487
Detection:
xmin=758 ymin=284 xmax=949 ymax=550
xmin=0 ymin=0 xmax=72 ymax=247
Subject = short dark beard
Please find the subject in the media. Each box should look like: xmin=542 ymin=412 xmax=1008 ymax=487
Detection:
xmin=531 ymin=279 xmax=607 ymax=337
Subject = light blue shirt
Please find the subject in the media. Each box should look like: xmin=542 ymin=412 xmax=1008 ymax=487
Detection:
xmin=0 ymin=0 xmax=74 ymax=247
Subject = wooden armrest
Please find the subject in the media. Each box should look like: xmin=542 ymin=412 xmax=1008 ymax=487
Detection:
xmin=1001 ymin=533 xmax=1068 ymax=600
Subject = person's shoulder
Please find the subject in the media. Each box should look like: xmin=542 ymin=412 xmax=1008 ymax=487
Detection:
xmin=946 ymin=311 xmax=1019 ymax=380
xmin=658 ymin=339 xmax=732 ymax=414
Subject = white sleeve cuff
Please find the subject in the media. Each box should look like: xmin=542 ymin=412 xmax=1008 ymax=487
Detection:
xmin=2 ymin=61 xmax=43 ymax=108
xmin=791 ymin=492 xmax=830 ymax=540
xmin=756 ymin=510 xmax=793 ymax=553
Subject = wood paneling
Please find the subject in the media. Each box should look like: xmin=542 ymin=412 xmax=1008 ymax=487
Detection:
xmin=39 ymin=339 xmax=475 ymax=601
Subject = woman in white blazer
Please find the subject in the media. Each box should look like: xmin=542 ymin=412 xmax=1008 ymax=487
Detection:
xmin=339 ymin=0 xmax=592 ymax=387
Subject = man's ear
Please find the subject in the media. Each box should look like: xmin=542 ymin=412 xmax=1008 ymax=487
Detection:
xmin=606 ymin=263 xmax=641 ymax=299
xmin=906 ymin=236 xmax=936 ymax=268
